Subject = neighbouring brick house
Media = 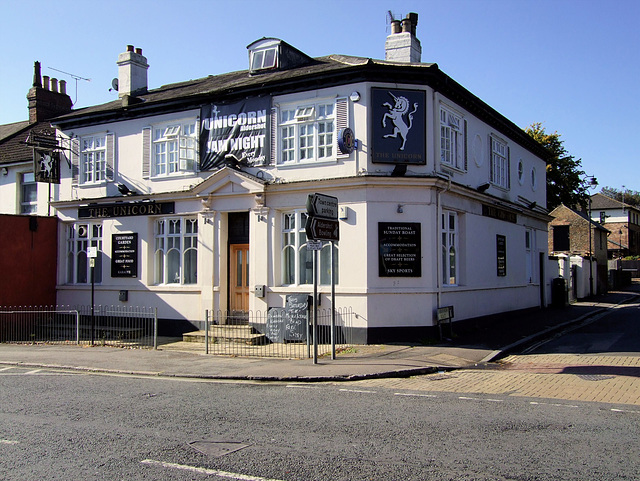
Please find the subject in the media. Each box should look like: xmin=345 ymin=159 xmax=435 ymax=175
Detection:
xmin=589 ymin=193 xmax=640 ymax=259
xmin=548 ymin=204 xmax=609 ymax=295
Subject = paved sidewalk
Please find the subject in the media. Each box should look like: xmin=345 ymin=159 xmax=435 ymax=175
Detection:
xmin=0 ymin=284 xmax=638 ymax=382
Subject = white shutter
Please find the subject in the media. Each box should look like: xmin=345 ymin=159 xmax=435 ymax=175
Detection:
xmin=106 ymin=133 xmax=115 ymax=182
xmin=335 ymin=97 xmax=349 ymax=159
xmin=71 ymin=138 xmax=79 ymax=186
xmin=142 ymin=127 xmax=151 ymax=179
xmin=269 ymin=107 xmax=277 ymax=165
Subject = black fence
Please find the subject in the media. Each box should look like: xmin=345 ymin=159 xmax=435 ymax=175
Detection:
xmin=0 ymin=305 xmax=157 ymax=348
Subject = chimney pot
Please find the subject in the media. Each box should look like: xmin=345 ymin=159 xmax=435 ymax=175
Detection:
xmin=59 ymin=80 xmax=67 ymax=95
xmin=385 ymin=12 xmax=421 ymax=63
xmin=127 ymin=44 xmax=134 ymax=52
xmin=51 ymin=78 xmax=59 ymax=93
xmin=43 ymin=76 xmax=50 ymax=90
xmin=135 ymin=47 xmax=142 ymax=55
xmin=33 ymin=61 xmax=42 ymax=88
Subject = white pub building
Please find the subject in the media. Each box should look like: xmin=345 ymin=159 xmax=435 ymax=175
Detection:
xmin=48 ymin=14 xmax=550 ymax=342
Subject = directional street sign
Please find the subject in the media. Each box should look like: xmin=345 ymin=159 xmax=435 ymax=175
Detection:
xmin=305 ymin=217 xmax=340 ymax=241
xmin=306 ymin=193 xmax=338 ymax=220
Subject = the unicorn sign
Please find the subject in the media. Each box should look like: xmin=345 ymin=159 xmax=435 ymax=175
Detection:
xmin=371 ymin=88 xmax=426 ymax=165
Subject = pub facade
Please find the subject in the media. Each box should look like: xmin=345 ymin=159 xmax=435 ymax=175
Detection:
xmin=49 ymin=16 xmax=551 ymax=341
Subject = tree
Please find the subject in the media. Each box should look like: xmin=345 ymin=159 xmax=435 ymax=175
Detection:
xmin=600 ymin=186 xmax=640 ymax=207
xmin=525 ymin=123 xmax=591 ymax=211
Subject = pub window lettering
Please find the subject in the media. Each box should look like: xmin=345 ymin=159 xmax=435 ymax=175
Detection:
xmin=66 ymin=223 xmax=103 ymax=284
xmin=278 ymin=100 xmax=335 ymax=164
xmin=152 ymin=121 xmax=197 ymax=177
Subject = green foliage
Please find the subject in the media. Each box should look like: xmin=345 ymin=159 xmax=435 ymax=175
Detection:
xmin=600 ymin=186 xmax=640 ymax=207
xmin=525 ymin=123 xmax=590 ymax=211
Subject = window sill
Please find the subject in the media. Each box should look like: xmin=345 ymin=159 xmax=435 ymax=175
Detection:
xmin=150 ymin=172 xmax=197 ymax=180
xmin=276 ymin=158 xmax=338 ymax=169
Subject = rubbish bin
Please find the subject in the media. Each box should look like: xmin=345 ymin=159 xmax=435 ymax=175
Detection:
xmin=551 ymin=277 xmax=567 ymax=308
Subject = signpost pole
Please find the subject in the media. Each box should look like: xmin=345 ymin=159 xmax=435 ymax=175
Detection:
xmin=331 ymin=240 xmax=336 ymax=360
xmin=90 ymin=259 xmax=95 ymax=346
xmin=312 ymin=249 xmax=318 ymax=364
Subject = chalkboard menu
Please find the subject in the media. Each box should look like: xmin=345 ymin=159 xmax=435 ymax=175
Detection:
xmin=265 ymin=294 xmax=309 ymax=342
xmin=111 ymin=233 xmax=138 ymax=278
xmin=378 ymin=222 xmax=421 ymax=277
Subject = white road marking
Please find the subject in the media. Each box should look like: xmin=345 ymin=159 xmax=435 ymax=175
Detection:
xmin=530 ymin=401 xmax=579 ymax=408
xmin=0 ymin=367 xmax=14 ymax=372
xmin=394 ymin=392 xmax=437 ymax=398
xmin=339 ymin=388 xmax=377 ymax=394
xmin=0 ymin=440 xmax=19 ymax=445
xmin=25 ymin=369 xmax=42 ymax=375
xmin=141 ymin=459 xmax=285 ymax=481
xmin=459 ymin=396 xmax=503 ymax=402
xmin=286 ymin=384 xmax=319 ymax=389
xmin=611 ymin=408 xmax=640 ymax=414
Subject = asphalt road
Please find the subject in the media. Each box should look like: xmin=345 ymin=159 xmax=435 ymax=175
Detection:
xmin=1 ymin=367 xmax=638 ymax=480
xmin=528 ymin=297 xmax=640 ymax=355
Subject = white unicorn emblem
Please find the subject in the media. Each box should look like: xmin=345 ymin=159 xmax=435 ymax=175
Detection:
xmin=39 ymin=152 xmax=54 ymax=179
xmin=381 ymin=92 xmax=419 ymax=151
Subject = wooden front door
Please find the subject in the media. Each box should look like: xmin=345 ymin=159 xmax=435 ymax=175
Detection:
xmin=230 ymin=244 xmax=249 ymax=314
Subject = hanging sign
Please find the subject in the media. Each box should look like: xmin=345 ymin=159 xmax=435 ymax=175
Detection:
xmin=34 ymin=150 xmax=60 ymax=184
xmin=199 ymin=97 xmax=270 ymax=170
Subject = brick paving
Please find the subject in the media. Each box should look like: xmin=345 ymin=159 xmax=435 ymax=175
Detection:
xmin=352 ymin=353 xmax=640 ymax=406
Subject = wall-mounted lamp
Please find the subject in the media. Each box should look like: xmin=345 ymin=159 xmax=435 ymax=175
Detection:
xmin=477 ymin=182 xmax=491 ymax=193
xmin=397 ymin=204 xmax=404 ymax=214
xmin=349 ymin=91 xmax=361 ymax=102
xmin=1 ymin=167 xmax=7 ymax=176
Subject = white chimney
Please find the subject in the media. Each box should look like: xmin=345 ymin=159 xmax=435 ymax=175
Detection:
xmin=385 ymin=13 xmax=421 ymax=63
xmin=117 ymin=45 xmax=149 ymax=98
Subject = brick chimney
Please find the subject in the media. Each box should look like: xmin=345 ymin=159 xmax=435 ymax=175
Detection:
xmin=117 ymin=45 xmax=149 ymax=98
xmin=385 ymin=12 xmax=421 ymax=63
xmin=27 ymin=61 xmax=73 ymax=123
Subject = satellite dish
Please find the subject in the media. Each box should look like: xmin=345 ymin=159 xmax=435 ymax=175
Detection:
xmin=111 ymin=78 xmax=119 ymax=91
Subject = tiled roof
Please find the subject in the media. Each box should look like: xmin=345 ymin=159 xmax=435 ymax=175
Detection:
xmin=49 ymin=54 xmax=548 ymax=160
xmin=590 ymin=192 xmax=639 ymax=211
xmin=0 ymin=121 xmax=56 ymax=165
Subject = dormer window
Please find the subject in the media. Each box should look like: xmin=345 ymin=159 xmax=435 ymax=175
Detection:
xmin=250 ymin=47 xmax=278 ymax=71
xmin=247 ymin=38 xmax=313 ymax=75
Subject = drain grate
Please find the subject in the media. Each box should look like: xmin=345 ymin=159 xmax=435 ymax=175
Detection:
xmin=187 ymin=440 xmax=252 ymax=457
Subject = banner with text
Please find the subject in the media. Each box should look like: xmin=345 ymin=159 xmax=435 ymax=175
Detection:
xmin=200 ymin=97 xmax=270 ymax=170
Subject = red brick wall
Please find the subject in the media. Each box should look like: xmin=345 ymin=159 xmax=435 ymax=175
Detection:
xmin=0 ymin=215 xmax=58 ymax=306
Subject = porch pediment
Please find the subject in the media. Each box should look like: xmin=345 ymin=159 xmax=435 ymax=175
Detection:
xmin=194 ymin=166 xmax=266 ymax=211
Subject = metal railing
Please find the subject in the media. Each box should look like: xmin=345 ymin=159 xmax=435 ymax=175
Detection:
xmin=196 ymin=307 xmax=354 ymax=358
xmin=0 ymin=305 xmax=157 ymax=349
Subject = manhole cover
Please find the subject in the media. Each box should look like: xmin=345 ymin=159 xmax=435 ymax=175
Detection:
xmin=187 ymin=440 xmax=252 ymax=457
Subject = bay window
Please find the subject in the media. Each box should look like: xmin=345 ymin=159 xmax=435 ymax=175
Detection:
xmin=282 ymin=211 xmax=338 ymax=285
xmin=66 ymin=223 xmax=102 ymax=284
xmin=154 ymin=217 xmax=198 ymax=284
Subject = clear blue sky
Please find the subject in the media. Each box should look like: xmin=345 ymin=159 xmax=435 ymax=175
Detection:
xmin=1 ymin=0 xmax=638 ymax=192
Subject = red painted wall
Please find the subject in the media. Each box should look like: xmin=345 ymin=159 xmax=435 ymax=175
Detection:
xmin=0 ymin=215 xmax=58 ymax=306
